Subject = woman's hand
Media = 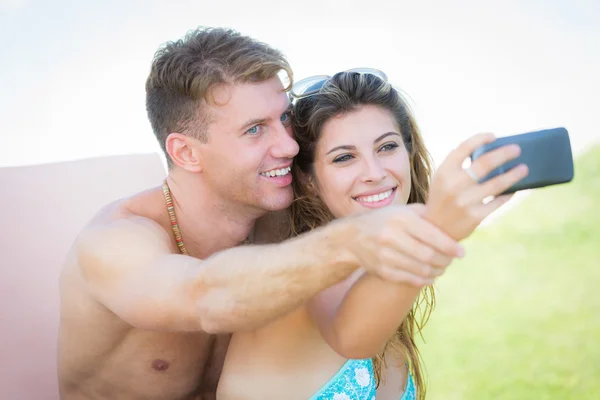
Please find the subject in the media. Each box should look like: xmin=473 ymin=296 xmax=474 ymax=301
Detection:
xmin=425 ymin=132 xmax=529 ymax=241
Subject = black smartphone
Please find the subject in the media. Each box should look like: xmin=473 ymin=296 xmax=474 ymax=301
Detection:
xmin=470 ymin=127 xmax=575 ymax=195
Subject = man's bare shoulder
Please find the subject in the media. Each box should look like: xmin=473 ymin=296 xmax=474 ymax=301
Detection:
xmin=73 ymin=200 xmax=174 ymax=280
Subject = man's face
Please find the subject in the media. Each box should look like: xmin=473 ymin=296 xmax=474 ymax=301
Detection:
xmin=197 ymin=76 xmax=299 ymax=214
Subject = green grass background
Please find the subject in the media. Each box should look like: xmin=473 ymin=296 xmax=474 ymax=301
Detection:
xmin=420 ymin=145 xmax=600 ymax=399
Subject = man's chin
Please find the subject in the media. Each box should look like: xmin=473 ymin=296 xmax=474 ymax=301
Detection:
xmin=262 ymin=198 xmax=293 ymax=212
xmin=258 ymin=190 xmax=294 ymax=212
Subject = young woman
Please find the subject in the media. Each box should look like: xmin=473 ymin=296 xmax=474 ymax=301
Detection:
xmin=217 ymin=69 xmax=527 ymax=400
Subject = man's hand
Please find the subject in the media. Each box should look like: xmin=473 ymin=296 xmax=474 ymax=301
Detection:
xmin=425 ymin=132 xmax=530 ymax=241
xmin=344 ymin=203 xmax=464 ymax=286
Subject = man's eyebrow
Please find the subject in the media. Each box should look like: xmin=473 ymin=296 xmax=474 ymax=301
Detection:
xmin=239 ymin=118 xmax=267 ymax=131
xmin=239 ymin=102 xmax=293 ymax=131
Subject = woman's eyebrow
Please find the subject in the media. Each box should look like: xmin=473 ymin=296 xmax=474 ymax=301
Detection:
xmin=326 ymin=144 xmax=356 ymax=155
xmin=374 ymin=131 xmax=401 ymax=143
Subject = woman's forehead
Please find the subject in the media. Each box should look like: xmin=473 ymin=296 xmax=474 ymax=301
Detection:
xmin=319 ymin=106 xmax=399 ymax=148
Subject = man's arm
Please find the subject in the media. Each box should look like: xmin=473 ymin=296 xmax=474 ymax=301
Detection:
xmin=76 ymin=215 xmax=357 ymax=334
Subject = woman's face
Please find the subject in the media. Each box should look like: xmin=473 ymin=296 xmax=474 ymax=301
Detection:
xmin=311 ymin=105 xmax=412 ymax=218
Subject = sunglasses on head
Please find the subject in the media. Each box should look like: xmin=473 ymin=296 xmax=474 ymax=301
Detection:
xmin=289 ymin=68 xmax=388 ymax=101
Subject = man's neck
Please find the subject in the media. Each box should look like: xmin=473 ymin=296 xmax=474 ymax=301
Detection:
xmin=165 ymin=171 xmax=262 ymax=259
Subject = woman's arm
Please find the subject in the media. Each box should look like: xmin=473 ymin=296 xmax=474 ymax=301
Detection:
xmin=306 ymin=204 xmax=447 ymax=359
xmin=307 ymin=268 xmax=420 ymax=359
xmin=308 ymin=133 xmax=528 ymax=358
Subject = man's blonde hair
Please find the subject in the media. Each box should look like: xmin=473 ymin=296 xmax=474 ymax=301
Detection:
xmin=145 ymin=27 xmax=293 ymax=167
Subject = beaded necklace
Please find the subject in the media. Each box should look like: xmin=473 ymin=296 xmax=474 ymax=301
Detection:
xmin=161 ymin=180 xmax=251 ymax=255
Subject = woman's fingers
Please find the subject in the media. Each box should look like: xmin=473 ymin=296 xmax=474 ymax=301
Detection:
xmin=468 ymin=144 xmax=522 ymax=183
xmin=477 ymin=193 xmax=514 ymax=217
xmin=461 ymin=164 xmax=529 ymax=204
xmin=424 ymin=132 xmax=525 ymax=242
xmin=444 ymin=132 xmax=496 ymax=167
xmin=434 ymin=134 xmax=520 ymax=196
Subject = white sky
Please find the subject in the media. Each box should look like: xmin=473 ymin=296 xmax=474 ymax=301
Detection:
xmin=1 ymin=0 xmax=599 ymax=169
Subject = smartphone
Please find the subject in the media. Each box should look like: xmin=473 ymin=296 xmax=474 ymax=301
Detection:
xmin=470 ymin=127 xmax=574 ymax=194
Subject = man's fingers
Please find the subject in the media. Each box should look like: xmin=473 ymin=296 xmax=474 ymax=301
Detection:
xmin=386 ymin=225 xmax=460 ymax=268
xmin=378 ymin=246 xmax=449 ymax=278
xmin=407 ymin=203 xmax=427 ymax=215
xmin=378 ymin=247 xmax=438 ymax=275
xmin=404 ymin=215 xmax=464 ymax=258
xmin=378 ymin=267 xmax=436 ymax=287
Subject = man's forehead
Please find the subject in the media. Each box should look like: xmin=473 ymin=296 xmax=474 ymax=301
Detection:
xmin=208 ymin=77 xmax=289 ymax=120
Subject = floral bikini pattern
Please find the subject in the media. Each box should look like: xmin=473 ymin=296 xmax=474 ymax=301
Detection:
xmin=400 ymin=372 xmax=416 ymax=400
xmin=310 ymin=358 xmax=376 ymax=400
xmin=309 ymin=358 xmax=416 ymax=400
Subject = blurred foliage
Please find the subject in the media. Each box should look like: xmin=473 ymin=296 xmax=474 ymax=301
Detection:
xmin=420 ymin=145 xmax=600 ymax=399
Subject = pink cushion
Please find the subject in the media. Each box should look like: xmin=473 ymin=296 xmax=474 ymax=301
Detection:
xmin=0 ymin=153 xmax=166 ymax=399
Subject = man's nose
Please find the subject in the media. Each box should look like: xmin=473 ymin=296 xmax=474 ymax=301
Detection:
xmin=271 ymin=124 xmax=299 ymax=159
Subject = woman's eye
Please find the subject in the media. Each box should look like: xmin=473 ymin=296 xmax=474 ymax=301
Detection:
xmin=333 ymin=154 xmax=354 ymax=163
xmin=380 ymin=142 xmax=399 ymax=152
xmin=246 ymin=125 xmax=261 ymax=135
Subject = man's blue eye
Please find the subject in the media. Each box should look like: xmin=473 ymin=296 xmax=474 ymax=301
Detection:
xmin=281 ymin=113 xmax=290 ymax=124
xmin=247 ymin=125 xmax=259 ymax=135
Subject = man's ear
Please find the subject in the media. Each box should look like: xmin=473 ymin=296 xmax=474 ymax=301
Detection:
xmin=165 ymin=133 xmax=203 ymax=172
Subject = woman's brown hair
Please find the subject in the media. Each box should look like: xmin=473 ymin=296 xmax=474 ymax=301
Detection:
xmin=290 ymin=71 xmax=435 ymax=399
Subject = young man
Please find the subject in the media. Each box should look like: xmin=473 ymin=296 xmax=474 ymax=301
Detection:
xmin=57 ymin=27 xmax=462 ymax=399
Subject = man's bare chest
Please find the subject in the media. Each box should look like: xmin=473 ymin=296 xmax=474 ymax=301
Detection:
xmin=79 ymin=330 xmax=231 ymax=399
